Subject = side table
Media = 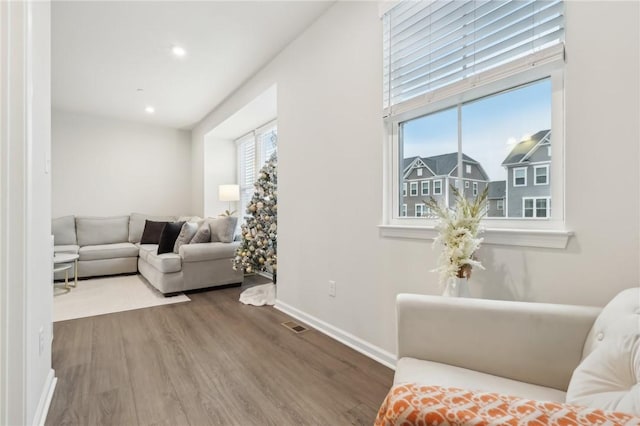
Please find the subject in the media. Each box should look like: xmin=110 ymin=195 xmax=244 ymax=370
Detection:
xmin=53 ymin=252 xmax=79 ymax=290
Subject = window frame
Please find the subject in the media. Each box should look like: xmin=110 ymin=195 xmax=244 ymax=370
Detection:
xmin=383 ymin=63 xmax=567 ymax=243
xmin=421 ymin=180 xmax=429 ymax=196
xmin=433 ymin=180 xmax=442 ymax=195
xmin=409 ymin=181 xmax=418 ymax=196
xmin=402 ymin=182 xmax=407 ymax=197
xmin=401 ymin=204 xmax=407 ymax=217
xmin=497 ymin=199 xmax=504 ymax=211
xmin=534 ymin=164 xmax=550 ymax=186
xmin=522 ymin=197 xmax=551 ymax=219
xmin=513 ymin=167 xmax=528 ymax=187
xmin=415 ymin=203 xmax=425 ymax=217
xmin=472 ymin=182 xmax=478 ymax=196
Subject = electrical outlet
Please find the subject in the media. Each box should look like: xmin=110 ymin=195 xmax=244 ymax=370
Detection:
xmin=38 ymin=327 xmax=44 ymax=356
xmin=328 ymin=280 xmax=336 ymax=297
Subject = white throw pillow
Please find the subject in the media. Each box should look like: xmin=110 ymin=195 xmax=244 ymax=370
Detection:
xmin=566 ymin=334 xmax=640 ymax=415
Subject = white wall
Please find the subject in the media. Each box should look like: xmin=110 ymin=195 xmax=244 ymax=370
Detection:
xmin=1 ymin=1 xmax=55 ymax=424
xmin=204 ymin=137 xmax=237 ymax=218
xmin=52 ymin=109 xmax=193 ymax=217
xmin=192 ymin=1 xmax=640 ymax=359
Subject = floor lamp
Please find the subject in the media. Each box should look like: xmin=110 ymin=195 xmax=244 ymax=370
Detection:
xmin=218 ymin=184 xmax=240 ymax=216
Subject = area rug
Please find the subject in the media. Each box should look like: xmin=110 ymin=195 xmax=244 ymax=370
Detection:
xmin=54 ymin=274 xmax=190 ymax=322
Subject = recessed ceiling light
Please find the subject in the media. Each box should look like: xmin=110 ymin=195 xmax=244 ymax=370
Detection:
xmin=172 ymin=46 xmax=186 ymax=57
xmin=145 ymin=106 xmax=155 ymax=114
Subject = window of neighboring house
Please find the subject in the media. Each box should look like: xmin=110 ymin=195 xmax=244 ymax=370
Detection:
xmin=433 ymin=180 xmax=442 ymax=195
xmin=421 ymin=181 xmax=429 ymax=196
xmin=523 ymin=197 xmax=550 ymax=218
xmin=409 ymin=182 xmax=418 ymax=196
xmin=513 ymin=167 xmax=527 ymax=187
xmin=402 ymin=182 xmax=407 ymax=197
xmin=236 ymin=120 xmax=277 ymax=218
xmin=401 ymin=204 xmax=407 ymax=217
xmin=534 ymin=165 xmax=549 ymax=185
xmin=497 ymin=199 xmax=504 ymax=211
xmin=415 ymin=203 xmax=425 ymax=217
xmin=386 ymin=0 xmax=564 ymax=229
xmin=416 ymin=168 xmax=423 ymax=177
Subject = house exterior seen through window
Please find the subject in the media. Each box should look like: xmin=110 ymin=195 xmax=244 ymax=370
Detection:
xmin=400 ymin=79 xmax=552 ymax=219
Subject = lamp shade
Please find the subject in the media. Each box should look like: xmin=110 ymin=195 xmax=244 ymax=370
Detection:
xmin=218 ymin=184 xmax=240 ymax=202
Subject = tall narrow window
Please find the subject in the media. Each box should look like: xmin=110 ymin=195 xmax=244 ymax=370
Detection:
xmin=236 ymin=120 xmax=278 ymax=218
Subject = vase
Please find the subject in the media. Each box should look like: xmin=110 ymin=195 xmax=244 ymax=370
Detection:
xmin=442 ymin=276 xmax=470 ymax=298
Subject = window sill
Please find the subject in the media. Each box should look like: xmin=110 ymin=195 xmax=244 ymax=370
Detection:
xmin=378 ymin=225 xmax=573 ymax=249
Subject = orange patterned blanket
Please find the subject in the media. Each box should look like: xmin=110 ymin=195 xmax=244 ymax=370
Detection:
xmin=375 ymin=384 xmax=640 ymax=426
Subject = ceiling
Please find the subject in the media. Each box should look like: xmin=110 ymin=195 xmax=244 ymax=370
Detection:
xmin=52 ymin=1 xmax=334 ymax=130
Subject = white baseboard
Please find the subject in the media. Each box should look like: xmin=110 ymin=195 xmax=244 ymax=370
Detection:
xmin=34 ymin=369 xmax=56 ymax=426
xmin=274 ymin=300 xmax=396 ymax=370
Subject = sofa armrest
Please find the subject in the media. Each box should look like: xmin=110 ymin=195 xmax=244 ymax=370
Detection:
xmin=179 ymin=242 xmax=239 ymax=263
xmin=396 ymin=293 xmax=601 ymax=391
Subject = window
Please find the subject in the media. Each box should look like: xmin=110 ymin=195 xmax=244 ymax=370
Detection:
xmin=385 ymin=0 xmax=565 ymax=231
xmin=513 ymin=168 xmax=527 ymax=187
xmin=416 ymin=168 xmax=423 ymax=177
xmin=421 ymin=181 xmax=429 ymax=196
xmin=534 ymin=165 xmax=549 ymax=185
xmin=401 ymin=204 xmax=407 ymax=217
xmin=415 ymin=204 xmax=425 ymax=217
xmin=523 ymin=197 xmax=550 ymax=218
xmin=402 ymin=182 xmax=407 ymax=197
xmin=409 ymin=182 xmax=418 ymax=196
xmin=236 ymin=120 xmax=277 ymax=217
xmin=433 ymin=180 xmax=442 ymax=195
xmin=497 ymin=199 xmax=504 ymax=211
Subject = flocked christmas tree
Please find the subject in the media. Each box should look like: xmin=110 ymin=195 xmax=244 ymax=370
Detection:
xmin=233 ymin=152 xmax=277 ymax=283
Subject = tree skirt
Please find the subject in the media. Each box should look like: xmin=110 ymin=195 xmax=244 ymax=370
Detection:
xmin=239 ymin=283 xmax=276 ymax=306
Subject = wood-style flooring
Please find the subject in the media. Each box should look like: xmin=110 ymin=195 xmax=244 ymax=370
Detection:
xmin=46 ymin=279 xmax=394 ymax=426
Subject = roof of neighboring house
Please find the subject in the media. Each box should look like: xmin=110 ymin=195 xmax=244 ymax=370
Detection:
xmin=404 ymin=153 xmax=488 ymax=179
xmin=487 ymin=180 xmax=506 ymax=199
xmin=502 ymin=130 xmax=550 ymax=165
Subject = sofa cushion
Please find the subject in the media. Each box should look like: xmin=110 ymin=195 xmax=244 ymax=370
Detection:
xmin=583 ymin=287 xmax=640 ymax=359
xmin=567 ymin=334 xmax=640 ymax=415
xmin=137 ymin=244 xmax=157 ymax=262
xmin=145 ymin=251 xmax=182 ymax=273
xmin=206 ymin=216 xmax=237 ymax=243
xmin=76 ymin=216 xmax=129 ymax=246
xmin=129 ymin=213 xmax=176 ymax=243
xmin=54 ymin=244 xmax=79 ymax=255
xmin=173 ymin=222 xmax=198 ymax=253
xmin=52 ymin=215 xmax=77 ymax=245
xmin=190 ymin=223 xmax=211 ymax=244
xmin=140 ymin=220 xmax=169 ymax=244
xmin=394 ymin=357 xmax=566 ymax=403
xmin=158 ymin=222 xmax=185 ymax=255
xmin=179 ymin=241 xmax=238 ymax=263
xmin=79 ymin=242 xmax=139 ymax=261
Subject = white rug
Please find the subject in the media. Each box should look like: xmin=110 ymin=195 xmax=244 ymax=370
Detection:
xmin=54 ymin=274 xmax=190 ymax=322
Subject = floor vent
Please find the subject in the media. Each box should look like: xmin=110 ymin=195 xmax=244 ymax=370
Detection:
xmin=281 ymin=321 xmax=309 ymax=334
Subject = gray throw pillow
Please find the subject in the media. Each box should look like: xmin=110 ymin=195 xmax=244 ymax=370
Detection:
xmin=190 ymin=223 xmax=211 ymax=244
xmin=206 ymin=217 xmax=238 ymax=243
xmin=173 ymin=222 xmax=199 ymax=253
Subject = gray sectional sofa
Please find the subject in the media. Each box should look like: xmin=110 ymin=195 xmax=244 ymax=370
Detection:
xmin=52 ymin=213 xmax=243 ymax=295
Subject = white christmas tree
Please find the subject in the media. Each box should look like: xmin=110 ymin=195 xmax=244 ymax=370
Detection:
xmin=233 ymin=152 xmax=277 ymax=283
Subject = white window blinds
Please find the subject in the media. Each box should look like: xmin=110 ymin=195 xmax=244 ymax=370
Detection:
xmin=383 ymin=0 xmax=564 ymax=112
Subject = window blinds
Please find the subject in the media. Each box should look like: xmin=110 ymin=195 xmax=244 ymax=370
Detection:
xmin=383 ymin=0 xmax=564 ymax=111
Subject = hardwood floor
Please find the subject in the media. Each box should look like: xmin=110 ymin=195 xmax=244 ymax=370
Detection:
xmin=46 ymin=280 xmax=394 ymax=426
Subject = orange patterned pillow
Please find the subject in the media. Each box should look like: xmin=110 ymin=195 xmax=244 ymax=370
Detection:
xmin=376 ymin=384 xmax=640 ymax=426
